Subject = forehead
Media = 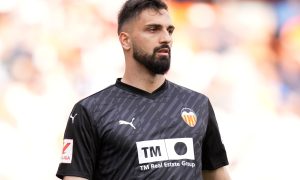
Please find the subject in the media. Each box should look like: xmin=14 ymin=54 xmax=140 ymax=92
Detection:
xmin=136 ymin=9 xmax=172 ymax=26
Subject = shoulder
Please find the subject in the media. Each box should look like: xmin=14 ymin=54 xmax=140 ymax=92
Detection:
xmin=167 ymin=80 xmax=209 ymax=101
xmin=75 ymin=84 xmax=118 ymax=111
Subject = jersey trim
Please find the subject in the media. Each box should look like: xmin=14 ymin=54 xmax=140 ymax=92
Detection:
xmin=56 ymin=170 xmax=89 ymax=179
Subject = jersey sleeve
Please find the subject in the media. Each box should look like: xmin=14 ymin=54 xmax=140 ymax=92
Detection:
xmin=201 ymin=100 xmax=229 ymax=170
xmin=56 ymin=102 xmax=98 ymax=179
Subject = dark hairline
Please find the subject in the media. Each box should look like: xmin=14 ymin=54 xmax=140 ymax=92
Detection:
xmin=117 ymin=0 xmax=168 ymax=34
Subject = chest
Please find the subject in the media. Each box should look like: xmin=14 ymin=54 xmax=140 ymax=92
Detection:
xmin=96 ymin=96 xmax=208 ymax=151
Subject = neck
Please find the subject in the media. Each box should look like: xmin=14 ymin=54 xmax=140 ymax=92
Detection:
xmin=122 ymin=53 xmax=168 ymax=92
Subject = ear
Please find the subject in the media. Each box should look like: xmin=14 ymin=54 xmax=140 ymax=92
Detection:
xmin=119 ymin=32 xmax=131 ymax=51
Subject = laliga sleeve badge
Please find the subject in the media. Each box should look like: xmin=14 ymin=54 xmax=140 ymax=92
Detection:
xmin=181 ymin=108 xmax=197 ymax=127
xmin=61 ymin=139 xmax=73 ymax=163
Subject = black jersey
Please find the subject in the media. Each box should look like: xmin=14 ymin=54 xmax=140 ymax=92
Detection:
xmin=56 ymin=78 xmax=228 ymax=180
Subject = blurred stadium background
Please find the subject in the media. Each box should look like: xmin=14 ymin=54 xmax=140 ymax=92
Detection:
xmin=0 ymin=0 xmax=300 ymax=179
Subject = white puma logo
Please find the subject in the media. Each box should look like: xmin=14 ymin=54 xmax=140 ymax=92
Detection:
xmin=70 ymin=113 xmax=78 ymax=123
xmin=119 ymin=118 xmax=136 ymax=129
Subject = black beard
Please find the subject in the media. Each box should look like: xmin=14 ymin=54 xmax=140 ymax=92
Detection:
xmin=132 ymin=44 xmax=171 ymax=75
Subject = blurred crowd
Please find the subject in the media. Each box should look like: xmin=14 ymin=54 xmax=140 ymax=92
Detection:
xmin=0 ymin=0 xmax=299 ymax=179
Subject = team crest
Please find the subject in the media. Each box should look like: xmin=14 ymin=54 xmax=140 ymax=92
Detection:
xmin=181 ymin=108 xmax=197 ymax=127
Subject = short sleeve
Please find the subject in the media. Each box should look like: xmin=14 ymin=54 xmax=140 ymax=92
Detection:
xmin=56 ymin=102 xmax=97 ymax=179
xmin=202 ymin=100 xmax=229 ymax=170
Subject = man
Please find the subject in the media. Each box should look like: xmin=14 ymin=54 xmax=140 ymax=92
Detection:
xmin=56 ymin=0 xmax=230 ymax=179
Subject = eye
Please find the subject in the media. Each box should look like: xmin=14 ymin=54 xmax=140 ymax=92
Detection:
xmin=148 ymin=26 xmax=157 ymax=32
xmin=168 ymin=29 xmax=174 ymax=35
xmin=168 ymin=27 xmax=175 ymax=35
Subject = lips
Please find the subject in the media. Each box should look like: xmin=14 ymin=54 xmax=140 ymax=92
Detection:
xmin=156 ymin=47 xmax=170 ymax=57
xmin=157 ymin=48 xmax=169 ymax=54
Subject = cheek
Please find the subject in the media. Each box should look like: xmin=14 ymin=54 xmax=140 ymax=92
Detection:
xmin=139 ymin=43 xmax=154 ymax=54
xmin=133 ymin=34 xmax=157 ymax=53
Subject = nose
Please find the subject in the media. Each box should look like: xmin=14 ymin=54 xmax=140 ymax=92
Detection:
xmin=159 ymin=30 xmax=172 ymax=45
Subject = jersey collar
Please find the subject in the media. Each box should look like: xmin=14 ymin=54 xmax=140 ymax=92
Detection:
xmin=115 ymin=78 xmax=168 ymax=99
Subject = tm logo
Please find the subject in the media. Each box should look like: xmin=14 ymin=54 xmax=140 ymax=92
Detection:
xmin=141 ymin=146 xmax=162 ymax=158
xmin=136 ymin=138 xmax=194 ymax=164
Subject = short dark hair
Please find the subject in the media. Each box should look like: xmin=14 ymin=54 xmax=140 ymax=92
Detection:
xmin=117 ymin=0 xmax=168 ymax=34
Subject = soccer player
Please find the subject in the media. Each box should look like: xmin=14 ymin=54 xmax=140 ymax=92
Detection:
xmin=56 ymin=0 xmax=230 ymax=179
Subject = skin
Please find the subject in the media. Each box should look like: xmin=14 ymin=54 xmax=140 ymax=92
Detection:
xmin=119 ymin=9 xmax=174 ymax=93
xmin=63 ymin=8 xmax=230 ymax=180
xmin=203 ymin=167 xmax=231 ymax=180
xmin=63 ymin=177 xmax=86 ymax=180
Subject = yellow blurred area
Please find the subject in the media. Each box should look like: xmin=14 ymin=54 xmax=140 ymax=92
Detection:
xmin=0 ymin=0 xmax=300 ymax=179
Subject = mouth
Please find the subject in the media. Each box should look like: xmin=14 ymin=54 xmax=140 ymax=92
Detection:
xmin=156 ymin=48 xmax=170 ymax=56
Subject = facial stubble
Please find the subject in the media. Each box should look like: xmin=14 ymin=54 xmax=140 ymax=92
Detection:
xmin=132 ymin=43 xmax=171 ymax=75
